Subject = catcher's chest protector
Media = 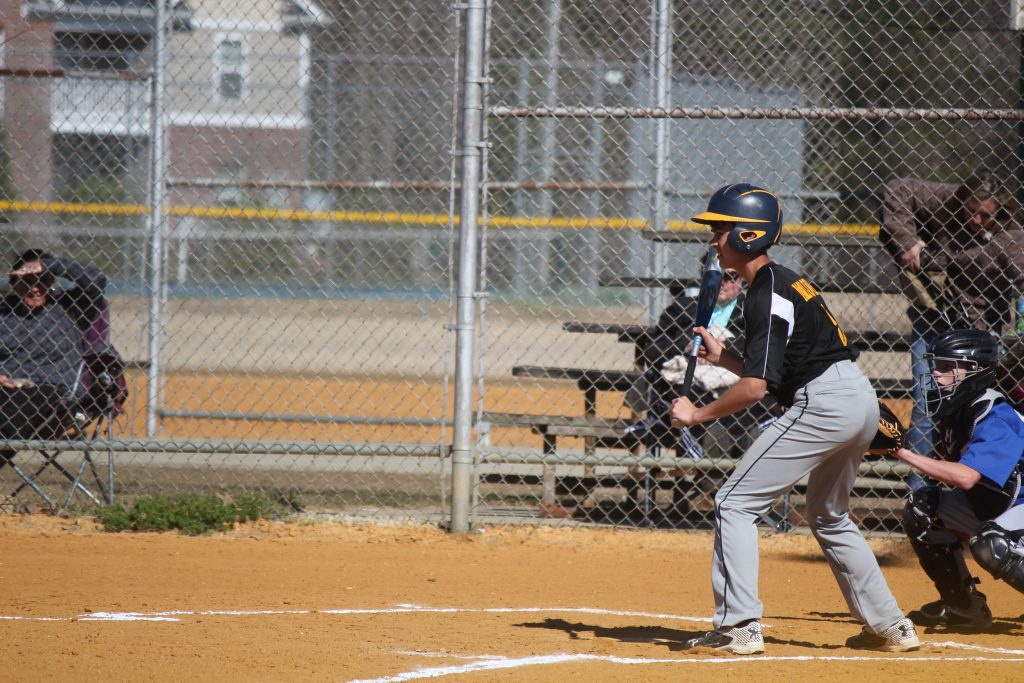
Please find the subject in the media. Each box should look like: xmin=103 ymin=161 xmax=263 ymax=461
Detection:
xmin=936 ymin=389 xmax=1001 ymax=461
xmin=938 ymin=389 xmax=1024 ymax=519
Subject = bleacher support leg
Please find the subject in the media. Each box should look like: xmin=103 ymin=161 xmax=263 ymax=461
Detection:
xmin=541 ymin=433 xmax=557 ymax=507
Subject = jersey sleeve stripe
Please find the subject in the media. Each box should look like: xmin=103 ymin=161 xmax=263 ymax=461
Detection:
xmin=759 ymin=290 xmax=794 ymax=378
xmin=770 ymin=292 xmax=795 ymax=341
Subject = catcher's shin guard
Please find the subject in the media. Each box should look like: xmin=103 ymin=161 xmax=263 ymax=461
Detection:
xmin=903 ymin=488 xmax=979 ymax=606
xmin=969 ymin=522 xmax=1024 ymax=594
xmin=908 ymin=537 xmax=978 ymax=608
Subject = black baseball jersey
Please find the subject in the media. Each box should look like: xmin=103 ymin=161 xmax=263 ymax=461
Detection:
xmin=741 ymin=263 xmax=858 ymax=406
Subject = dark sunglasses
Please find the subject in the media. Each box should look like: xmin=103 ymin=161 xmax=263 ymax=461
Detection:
xmin=723 ymin=271 xmax=741 ymax=282
xmin=10 ymin=274 xmax=53 ymax=289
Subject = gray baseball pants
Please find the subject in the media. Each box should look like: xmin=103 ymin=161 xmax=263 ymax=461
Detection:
xmin=711 ymin=359 xmax=906 ymax=633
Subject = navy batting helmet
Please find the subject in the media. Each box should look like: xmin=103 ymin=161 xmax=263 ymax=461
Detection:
xmin=692 ymin=183 xmax=783 ymax=254
xmin=923 ymin=328 xmax=1001 ymax=418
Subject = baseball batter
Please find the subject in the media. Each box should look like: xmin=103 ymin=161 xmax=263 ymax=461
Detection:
xmin=670 ymin=183 xmax=919 ymax=654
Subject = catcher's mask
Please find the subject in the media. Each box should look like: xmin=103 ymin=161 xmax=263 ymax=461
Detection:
xmin=922 ymin=328 xmax=1001 ymax=418
xmin=692 ymin=183 xmax=783 ymax=254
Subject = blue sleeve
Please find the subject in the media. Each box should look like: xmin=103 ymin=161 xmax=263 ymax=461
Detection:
xmin=960 ymin=403 xmax=1024 ymax=487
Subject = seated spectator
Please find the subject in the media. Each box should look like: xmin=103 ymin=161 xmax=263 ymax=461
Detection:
xmin=626 ymin=269 xmax=744 ymax=413
xmin=0 ymin=249 xmax=108 ymax=450
xmin=626 ymin=269 xmax=777 ymax=459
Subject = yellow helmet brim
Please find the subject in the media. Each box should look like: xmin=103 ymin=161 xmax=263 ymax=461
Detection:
xmin=691 ymin=211 xmax=772 ymax=225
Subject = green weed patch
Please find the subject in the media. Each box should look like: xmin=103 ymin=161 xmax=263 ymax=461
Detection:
xmin=96 ymin=492 xmax=283 ymax=535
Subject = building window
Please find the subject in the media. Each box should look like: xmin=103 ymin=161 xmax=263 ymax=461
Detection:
xmin=215 ymin=36 xmax=245 ymax=101
xmin=55 ymin=32 xmax=144 ymax=72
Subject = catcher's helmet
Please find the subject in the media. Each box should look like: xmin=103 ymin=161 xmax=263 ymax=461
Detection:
xmin=922 ymin=328 xmax=1001 ymax=418
xmin=692 ymin=183 xmax=783 ymax=254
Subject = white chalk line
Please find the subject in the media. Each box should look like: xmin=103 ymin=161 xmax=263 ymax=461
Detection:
xmin=348 ymin=651 xmax=1024 ymax=683
xmin=0 ymin=604 xmax=712 ymax=624
xmin=4 ymin=603 xmax=1022 ymax=677
xmin=930 ymin=641 xmax=1024 ymax=655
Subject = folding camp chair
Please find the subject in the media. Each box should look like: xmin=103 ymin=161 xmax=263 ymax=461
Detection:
xmin=2 ymin=297 xmax=127 ymax=512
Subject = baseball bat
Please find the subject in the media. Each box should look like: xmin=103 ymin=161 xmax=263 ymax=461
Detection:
xmin=622 ymin=249 xmax=721 ymax=460
xmin=680 ymin=248 xmax=723 ymax=397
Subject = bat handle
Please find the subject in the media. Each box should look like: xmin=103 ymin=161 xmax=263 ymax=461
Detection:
xmin=680 ymin=355 xmax=698 ymax=398
xmin=680 ymin=334 xmax=702 ymax=397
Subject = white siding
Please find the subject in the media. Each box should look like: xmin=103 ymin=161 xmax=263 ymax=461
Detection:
xmin=166 ymin=2 xmax=309 ymax=129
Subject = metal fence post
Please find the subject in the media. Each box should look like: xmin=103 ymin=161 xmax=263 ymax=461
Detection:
xmin=145 ymin=0 xmax=169 ymax=438
xmin=646 ymin=0 xmax=672 ymax=322
xmin=449 ymin=0 xmax=488 ymax=534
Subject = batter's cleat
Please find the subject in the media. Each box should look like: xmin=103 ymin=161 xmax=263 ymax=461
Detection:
xmin=685 ymin=620 xmax=765 ymax=655
xmin=908 ymin=594 xmax=993 ymax=630
xmin=845 ymin=617 xmax=921 ymax=652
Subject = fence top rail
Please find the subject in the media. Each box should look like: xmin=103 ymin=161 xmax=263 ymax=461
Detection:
xmin=489 ymin=105 xmax=1024 ymax=122
xmin=0 ymin=439 xmax=444 ymax=457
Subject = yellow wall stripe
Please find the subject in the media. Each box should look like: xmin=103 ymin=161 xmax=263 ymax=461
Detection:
xmin=0 ymin=199 xmax=880 ymax=237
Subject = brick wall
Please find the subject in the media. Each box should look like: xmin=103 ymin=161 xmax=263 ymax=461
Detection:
xmin=167 ymin=125 xmax=306 ymax=209
xmin=1 ymin=0 xmax=55 ymax=205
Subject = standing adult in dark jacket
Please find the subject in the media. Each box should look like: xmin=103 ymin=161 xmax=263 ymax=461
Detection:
xmin=0 ymin=249 xmax=108 ymax=443
xmin=879 ymin=172 xmax=1024 ymax=487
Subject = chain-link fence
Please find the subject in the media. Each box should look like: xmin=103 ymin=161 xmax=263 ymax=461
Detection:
xmin=1 ymin=1 xmax=1022 ymax=534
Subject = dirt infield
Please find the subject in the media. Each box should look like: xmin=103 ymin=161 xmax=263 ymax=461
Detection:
xmin=3 ymin=515 xmax=1022 ymax=682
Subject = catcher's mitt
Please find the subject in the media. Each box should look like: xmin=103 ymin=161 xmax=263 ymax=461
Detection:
xmin=867 ymin=401 xmax=907 ymax=456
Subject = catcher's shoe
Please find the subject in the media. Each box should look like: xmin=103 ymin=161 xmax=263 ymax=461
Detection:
xmin=845 ymin=617 xmax=921 ymax=652
xmin=908 ymin=593 xmax=993 ymax=629
xmin=685 ymin=620 xmax=764 ymax=655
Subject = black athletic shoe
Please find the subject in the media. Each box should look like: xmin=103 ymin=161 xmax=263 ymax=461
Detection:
xmin=908 ymin=594 xmax=993 ymax=629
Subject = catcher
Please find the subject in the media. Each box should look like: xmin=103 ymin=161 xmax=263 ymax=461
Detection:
xmin=891 ymin=328 xmax=1024 ymax=629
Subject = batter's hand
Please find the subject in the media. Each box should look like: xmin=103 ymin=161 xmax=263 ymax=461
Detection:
xmin=669 ymin=396 xmax=698 ymax=428
xmin=690 ymin=326 xmax=724 ymax=365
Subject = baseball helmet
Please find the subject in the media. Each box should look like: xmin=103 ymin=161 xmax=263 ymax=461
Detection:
xmin=922 ymin=328 xmax=1001 ymax=418
xmin=692 ymin=183 xmax=783 ymax=253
